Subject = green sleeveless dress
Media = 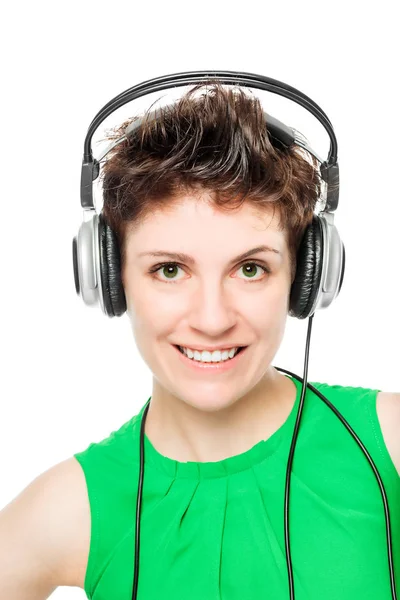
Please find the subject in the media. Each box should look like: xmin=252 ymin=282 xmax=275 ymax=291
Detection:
xmin=73 ymin=376 xmax=400 ymax=600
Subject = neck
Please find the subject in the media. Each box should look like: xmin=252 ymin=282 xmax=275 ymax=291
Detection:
xmin=144 ymin=368 xmax=297 ymax=463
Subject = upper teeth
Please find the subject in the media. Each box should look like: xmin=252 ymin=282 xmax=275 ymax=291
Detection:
xmin=180 ymin=346 xmax=239 ymax=362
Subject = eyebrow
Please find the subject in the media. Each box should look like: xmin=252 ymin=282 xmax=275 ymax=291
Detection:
xmin=138 ymin=245 xmax=282 ymax=265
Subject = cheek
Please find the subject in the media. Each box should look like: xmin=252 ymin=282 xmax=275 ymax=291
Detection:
xmin=252 ymin=280 xmax=289 ymax=310
xmin=127 ymin=289 xmax=176 ymax=336
xmin=248 ymin=288 xmax=289 ymax=332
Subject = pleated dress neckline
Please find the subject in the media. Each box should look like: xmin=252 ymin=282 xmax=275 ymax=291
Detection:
xmin=140 ymin=375 xmax=303 ymax=480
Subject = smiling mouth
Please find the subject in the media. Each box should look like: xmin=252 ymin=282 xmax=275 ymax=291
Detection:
xmin=174 ymin=345 xmax=247 ymax=357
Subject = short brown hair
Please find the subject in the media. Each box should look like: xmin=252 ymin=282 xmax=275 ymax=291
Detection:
xmin=100 ymin=81 xmax=322 ymax=284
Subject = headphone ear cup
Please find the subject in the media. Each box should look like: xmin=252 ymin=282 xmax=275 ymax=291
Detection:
xmin=98 ymin=212 xmax=127 ymax=317
xmin=289 ymin=215 xmax=323 ymax=319
xmin=72 ymin=236 xmax=80 ymax=295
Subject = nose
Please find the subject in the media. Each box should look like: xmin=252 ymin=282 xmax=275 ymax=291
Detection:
xmin=188 ymin=282 xmax=237 ymax=336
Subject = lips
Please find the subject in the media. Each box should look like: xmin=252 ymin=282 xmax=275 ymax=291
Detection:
xmin=175 ymin=345 xmax=246 ymax=356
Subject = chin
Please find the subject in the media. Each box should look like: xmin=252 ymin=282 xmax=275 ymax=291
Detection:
xmin=178 ymin=393 xmax=242 ymax=415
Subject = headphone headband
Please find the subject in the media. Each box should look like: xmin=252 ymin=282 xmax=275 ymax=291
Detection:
xmin=80 ymin=70 xmax=339 ymax=212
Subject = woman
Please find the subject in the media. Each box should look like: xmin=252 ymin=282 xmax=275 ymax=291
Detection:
xmin=1 ymin=80 xmax=399 ymax=600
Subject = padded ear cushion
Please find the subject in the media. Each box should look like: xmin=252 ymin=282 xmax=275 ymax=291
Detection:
xmin=289 ymin=215 xmax=323 ymax=319
xmin=98 ymin=212 xmax=127 ymax=317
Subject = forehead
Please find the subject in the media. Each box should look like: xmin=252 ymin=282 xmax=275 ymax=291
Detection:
xmin=125 ymin=193 xmax=288 ymax=252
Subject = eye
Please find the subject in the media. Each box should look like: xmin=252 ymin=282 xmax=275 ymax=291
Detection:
xmin=148 ymin=261 xmax=270 ymax=283
xmin=237 ymin=262 xmax=270 ymax=281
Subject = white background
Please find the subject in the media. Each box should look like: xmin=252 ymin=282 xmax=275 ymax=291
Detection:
xmin=1 ymin=1 xmax=399 ymax=598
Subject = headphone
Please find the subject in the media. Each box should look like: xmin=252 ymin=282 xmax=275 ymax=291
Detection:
xmin=72 ymin=71 xmax=397 ymax=600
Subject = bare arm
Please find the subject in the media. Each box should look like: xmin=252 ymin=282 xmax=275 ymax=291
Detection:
xmin=0 ymin=457 xmax=91 ymax=599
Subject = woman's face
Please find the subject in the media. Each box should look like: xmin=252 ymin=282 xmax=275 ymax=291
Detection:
xmin=122 ymin=192 xmax=293 ymax=414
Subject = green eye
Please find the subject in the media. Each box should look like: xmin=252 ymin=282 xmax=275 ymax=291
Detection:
xmin=241 ymin=264 xmax=259 ymax=278
xmin=149 ymin=261 xmax=270 ymax=282
xmin=162 ymin=265 xmax=179 ymax=279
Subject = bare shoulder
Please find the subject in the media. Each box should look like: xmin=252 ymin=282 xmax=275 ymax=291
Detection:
xmin=47 ymin=456 xmax=91 ymax=589
xmin=376 ymin=390 xmax=400 ymax=477
xmin=0 ymin=456 xmax=90 ymax=592
xmin=55 ymin=456 xmax=91 ymax=589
